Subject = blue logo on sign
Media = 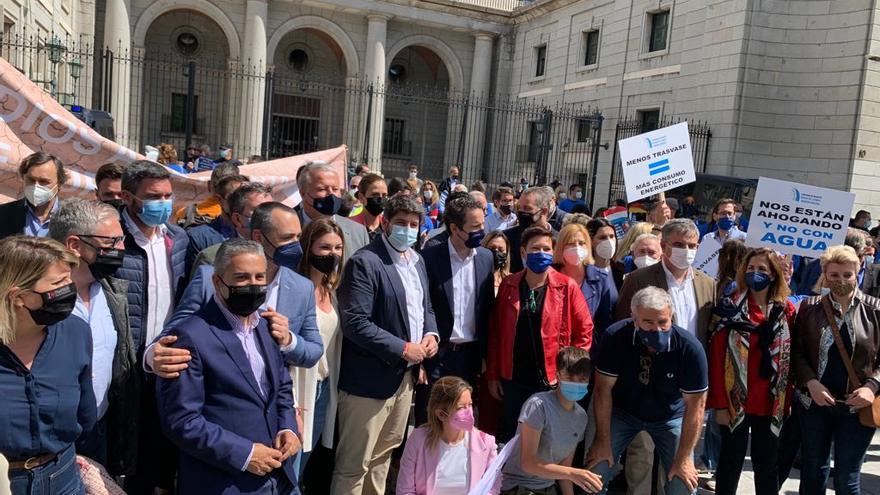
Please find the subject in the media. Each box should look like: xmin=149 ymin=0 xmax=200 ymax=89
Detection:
xmin=792 ymin=188 xmax=822 ymax=206
xmin=648 ymin=159 xmax=670 ymax=176
xmin=647 ymin=136 xmax=667 ymax=149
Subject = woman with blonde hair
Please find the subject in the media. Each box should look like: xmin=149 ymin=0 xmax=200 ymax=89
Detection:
xmin=708 ymin=247 xmax=797 ymax=495
xmin=792 ymin=245 xmax=880 ymax=494
xmin=613 ymin=221 xmax=655 ymax=267
xmin=0 ymin=235 xmax=96 ymax=495
xmin=554 ymin=223 xmax=615 ymax=351
xmin=397 ymin=376 xmax=499 ymax=495
xmin=420 ymin=181 xmax=440 ymax=229
xmin=293 ymin=218 xmax=345 ymax=479
xmin=156 ymin=143 xmax=185 ymax=173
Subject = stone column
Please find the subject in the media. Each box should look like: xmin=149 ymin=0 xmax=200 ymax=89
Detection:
xmin=238 ymin=0 xmax=268 ymax=158
xmin=463 ymin=33 xmax=493 ymax=184
xmin=362 ymin=13 xmax=390 ymax=172
xmin=103 ymin=0 xmax=131 ymax=148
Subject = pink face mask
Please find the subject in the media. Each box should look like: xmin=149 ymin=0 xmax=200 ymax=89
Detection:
xmin=448 ymin=406 xmax=475 ymax=432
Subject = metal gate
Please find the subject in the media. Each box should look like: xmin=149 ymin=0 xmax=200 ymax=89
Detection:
xmin=607 ymin=117 xmax=712 ymax=203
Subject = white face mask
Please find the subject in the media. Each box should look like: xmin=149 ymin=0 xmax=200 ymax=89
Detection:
xmin=558 ymin=192 xmax=568 ymax=200
xmin=563 ymin=245 xmax=589 ymax=266
xmin=423 ymin=190 xmax=433 ymax=200
xmin=574 ymin=191 xmax=583 ymax=200
xmin=409 ymin=171 xmax=418 ymax=179
xmin=634 ymin=255 xmax=660 ymax=269
xmin=668 ymin=246 xmax=697 ymax=270
xmin=594 ymin=238 xmax=616 ymax=260
xmin=24 ymin=183 xmax=56 ymax=207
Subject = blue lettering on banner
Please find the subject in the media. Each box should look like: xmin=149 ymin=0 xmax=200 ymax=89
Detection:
xmin=760 ymin=232 xmax=828 ymax=252
xmin=648 ymin=159 xmax=670 ymax=176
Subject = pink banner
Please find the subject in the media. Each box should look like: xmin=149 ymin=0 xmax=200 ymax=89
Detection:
xmin=0 ymin=55 xmax=347 ymax=206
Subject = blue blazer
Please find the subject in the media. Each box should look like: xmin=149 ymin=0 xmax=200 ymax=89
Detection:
xmin=338 ymin=237 xmax=438 ymax=400
xmin=421 ymin=242 xmax=495 ymax=356
xmin=166 ymin=265 xmax=323 ymax=368
xmin=580 ymin=265 xmax=618 ymax=358
xmin=156 ymin=299 xmax=298 ymax=494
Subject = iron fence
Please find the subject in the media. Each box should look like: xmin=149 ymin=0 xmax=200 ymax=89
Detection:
xmin=607 ymin=117 xmax=712 ymax=203
xmin=2 ymin=32 xmax=605 ymax=193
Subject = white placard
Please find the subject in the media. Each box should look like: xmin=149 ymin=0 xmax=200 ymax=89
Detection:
xmin=693 ymin=240 xmax=722 ymax=279
xmin=618 ymin=122 xmax=696 ymax=203
xmin=745 ymin=177 xmax=856 ymax=257
xmin=467 ymin=434 xmax=520 ymax=495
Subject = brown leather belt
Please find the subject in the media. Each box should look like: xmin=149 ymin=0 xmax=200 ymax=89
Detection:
xmin=8 ymin=453 xmax=57 ymax=470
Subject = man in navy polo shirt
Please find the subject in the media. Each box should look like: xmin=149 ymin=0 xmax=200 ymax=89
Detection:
xmin=586 ymin=286 xmax=707 ymax=495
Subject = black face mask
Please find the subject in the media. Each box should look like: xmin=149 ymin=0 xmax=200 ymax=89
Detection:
xmin=80 ymin=239 xmax=125 ymax=280
xmin=499 ymin=204 xmax=512 ymax=216
xmin=219 ymin=279 xmax=267 ymax=317
xmin=310 ymin=253 xmax=340 ymax=276
xmin=312 ymin=194 xmax=342 ymax=216
xmin=492 ymin=249 xmax=508 ymax=270
xmin=365 ymin=196 xmax=386 ymax=217
xmin=103 ymin=199 xmax=125 ymax=210
xmin=27 ymin=282 xmax=77 ymax=326
xmin=517 ymin=211 xmax=536 ymax=229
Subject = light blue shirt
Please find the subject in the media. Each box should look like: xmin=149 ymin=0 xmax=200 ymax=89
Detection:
xmin=72 ymin=282 xmax=117 ymax=419
xmin=23 ymin=199 xmax=60 ymax=237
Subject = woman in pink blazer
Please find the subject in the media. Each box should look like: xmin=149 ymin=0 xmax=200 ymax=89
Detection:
xmin=397 ymin=376 xmax=499 ymax=495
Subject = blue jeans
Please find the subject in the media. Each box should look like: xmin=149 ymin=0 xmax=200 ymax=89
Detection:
xmin=295 ymin=379 xmax=331 ymax=476
xmin=9 ymin=445 xmax=84 ymax=495
xmin=700 ymin=410 xmax=721 ymax=471
xmin=588 ymin=408 xmax=695 ymax=495
xmin=797 ymin=401 xmax=875 ymax=495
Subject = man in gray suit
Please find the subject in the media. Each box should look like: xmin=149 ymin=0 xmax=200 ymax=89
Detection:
xmin=296 ymin=161 xmax=369 ymax=264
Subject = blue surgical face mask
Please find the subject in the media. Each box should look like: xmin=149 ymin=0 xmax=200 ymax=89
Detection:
xmin=559 ymin=380 xmax=589 ymax=402
xmin=525 ymin=251 xmax=553 ymax=274
xmin=137 ymin=198 xmax=173 ymax=227
xmin=637 ymin=328 xmax=671 ymax=353
xmin=269 ymin=240 xmax=303 ymax=270
xmin=744 ymin=271 xmax=772 ymax=292
xmin=717 ymin=216 xmax=735 ymax=231
xmin=387 ymin=225 xmax=418 ymax=252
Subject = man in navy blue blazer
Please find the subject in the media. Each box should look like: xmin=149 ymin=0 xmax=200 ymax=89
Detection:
xmin=156 ymin=239 xmax=301 ymax=494
xmin=147 ymin=202 xmax=323 ymax=377
xmin=421 ymin=194 xmax=495 ymax=386
xmin=332 ymin=195 xmax=439 ymax=495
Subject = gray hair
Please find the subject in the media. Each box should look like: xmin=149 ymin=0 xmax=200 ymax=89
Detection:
xmin=121 ymin=160 xmax=170 ymax=193
xmin=521 ymin=186 xmax=553 ymax=210
xmin=632 ymin=233 xmax=660 ymax=248
xmin=296 ymin=160 xmax=338 ymax=193
xmin=630 ymin=286 xmax=673 ymax=315
xmin=469 ymin=190 xmax=487 ymax=206
xmin=845 ymin=227 xmax=867 ymax=253
xmin=660 ymin=218 xmax=699 ymax=242
xmin=49 ymin=199 xmax=120 ymax=242
xmin=214 ymin=238 xmax=265 ymax=275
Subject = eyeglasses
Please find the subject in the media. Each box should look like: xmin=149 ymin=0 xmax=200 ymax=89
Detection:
xmin=77 ymin=234 xmax=125 ymax=249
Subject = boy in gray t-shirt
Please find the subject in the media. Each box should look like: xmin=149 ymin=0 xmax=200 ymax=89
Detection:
xmin=500 ymin=347 xmax=603 ymax=494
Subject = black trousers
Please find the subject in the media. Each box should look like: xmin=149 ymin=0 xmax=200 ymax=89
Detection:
xmin=714 ymin=414 xmax=780 ymax=495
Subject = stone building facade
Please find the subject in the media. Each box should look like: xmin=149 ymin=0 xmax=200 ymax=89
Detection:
xmin=2 ymin=0 xmax=879 ymax=210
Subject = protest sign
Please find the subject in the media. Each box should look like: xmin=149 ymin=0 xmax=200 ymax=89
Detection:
xmin=468 ymin=434 xmax=519 ymax=495
xmin=618 ymin=122 xmax=696 ymax=203
xmin=745 ymin=177 xmax=855 ymax=257
xmin=693 ymin=240 xmax=721 ymax=279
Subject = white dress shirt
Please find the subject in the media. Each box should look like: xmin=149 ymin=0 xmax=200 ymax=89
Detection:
xmin=382 ymin=236 xmax=427 ymax=344
xmin=72 ymin=282 xmax=117 ymax=419
xmin=448 ymin=239 xmax=477 ymax=343
xmin=123 ymin=209 xmax=173 ymax=349
xmin=662 ymin=261 xmax=698 ymax=335
xmin=261 ymin=268 xmax=298 ymax=353
xmin=485 ymin=209 xmax=517 ymax=232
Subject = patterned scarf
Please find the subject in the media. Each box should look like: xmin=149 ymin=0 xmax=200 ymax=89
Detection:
xmin=713 ymin=293 xmax=791 ymax=436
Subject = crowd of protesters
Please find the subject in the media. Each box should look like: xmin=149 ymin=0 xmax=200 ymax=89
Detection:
xmin=0 ymin=147 xmax=879 ymax=495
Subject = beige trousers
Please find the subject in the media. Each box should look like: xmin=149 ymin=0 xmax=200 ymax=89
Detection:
xmin=330 ymin=372 xmax=413 ymax=495
xmin=626 ymin=431 xmax=666 ymax=495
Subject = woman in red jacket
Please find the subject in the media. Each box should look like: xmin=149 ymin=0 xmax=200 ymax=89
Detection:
xmin=708 ymin=247 xmax=796 ymax=495
xmin=486 ymin=226 xmax=594 ymax=442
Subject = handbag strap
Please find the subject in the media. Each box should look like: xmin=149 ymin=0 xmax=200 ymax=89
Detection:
xmin=821 ymin=296 xmax=862 ymax=392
